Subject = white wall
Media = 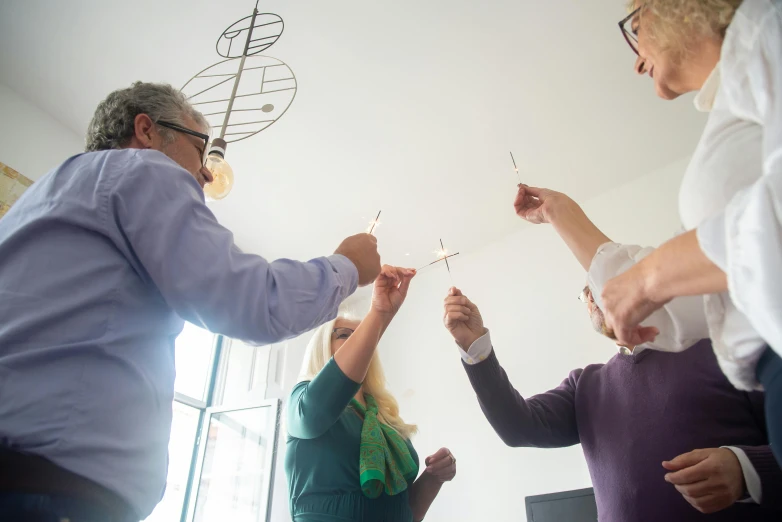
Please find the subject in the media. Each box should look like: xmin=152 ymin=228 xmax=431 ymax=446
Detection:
xmin=0 ymin=83 xmax=83 ymax=180
xmin=267 ymin=155 xmax=689 ymax=522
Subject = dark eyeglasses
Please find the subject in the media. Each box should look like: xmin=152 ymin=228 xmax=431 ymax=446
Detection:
xmin=618 ymin=6 xmax=642 ymax=56
xmin=332 ymin=327 xmax=355 ymax=340
xmin=156 ymin=120 xmax=209 ymax=165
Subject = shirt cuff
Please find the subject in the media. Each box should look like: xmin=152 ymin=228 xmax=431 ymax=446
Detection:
xmin=327 ymin=254 xmax=359 ymax=295
xmin=457 ymin=330 xmax=492 ymax=365
xmin=723 ymin=446 xmax=761 ymax=504
xmin=586 ymin=242 xmax=644 ymax=311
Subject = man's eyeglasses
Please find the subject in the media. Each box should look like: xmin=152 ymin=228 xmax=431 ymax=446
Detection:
xmin=332 ymin=327 xmax=355 ymax=340
xmin=618 ymin=6 xmax=642 ymax=56
xmin=156 ymin=120 xmax=210 ymax=165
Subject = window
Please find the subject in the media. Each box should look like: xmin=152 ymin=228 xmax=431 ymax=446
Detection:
xmin=191 ymin=403 xmax=280 ymax=522
xmin=213 ymin=339 xmax=272 ymax=407
xmin=174 ymin=322 xmax=217 ymax=402
xmin=144 ymin=323 xmax=279 ymax=522
xmin=144 ymin=401 xmax=200 ymax=522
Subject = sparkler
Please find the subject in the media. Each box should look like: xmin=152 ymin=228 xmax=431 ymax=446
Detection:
xmin=417 ymin=252 xmax=460 ymax=271
xmin=417 ymin=238 xmax=459 ymax=284
xmin=439 ymin=239 xmax=452 ymax=277
xmin=367 ymin=210 xmax=381 ymax=235
xmin=510 ymin=151 xmax=521 ymax=184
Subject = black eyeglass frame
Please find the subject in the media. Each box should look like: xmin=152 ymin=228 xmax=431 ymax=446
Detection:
xmin=618 ymin=6 xmax=642 ymax=56
xmin=156 ymin=120 xmax=210 ymax=165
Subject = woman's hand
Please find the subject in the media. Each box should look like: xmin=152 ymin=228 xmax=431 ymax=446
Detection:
xmin=601 ymin=230 xmax=726 ymax=347
xmin=424 ymin=448 xmax=456 ymax=483
xmin=514 ymin=185 xmax=575 ymax=224
xmin=601 ymin=262 xmax=662 ymax=347
xmin=409 ymin=448 xmax=455 ymax=521
xmin=370 ymin=265 xmax=416 ymax=317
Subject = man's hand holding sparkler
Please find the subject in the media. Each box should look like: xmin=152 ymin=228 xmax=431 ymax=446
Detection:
xmin=443 ymin=287 xmax=487 ymax=350
xmin=335 ymin=233 xmax=382 ymax=286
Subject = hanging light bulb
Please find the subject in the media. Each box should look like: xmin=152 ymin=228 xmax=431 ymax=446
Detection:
xmin=204 ymin=138 xmax=234 ymax=200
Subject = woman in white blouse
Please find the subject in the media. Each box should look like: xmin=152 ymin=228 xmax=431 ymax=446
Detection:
xmin=520 ymin=0 xmax=782 ymax=464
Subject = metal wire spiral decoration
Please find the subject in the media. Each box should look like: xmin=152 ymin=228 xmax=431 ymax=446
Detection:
xmin=181 ymin=1 xmax=297 ymax=143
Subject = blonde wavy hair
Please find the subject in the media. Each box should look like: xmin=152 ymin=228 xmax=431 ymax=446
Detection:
xmin=298 ymin=315 xmax=418 ymax=439
xmin=629 ymin=0 xmax=742 ymax=56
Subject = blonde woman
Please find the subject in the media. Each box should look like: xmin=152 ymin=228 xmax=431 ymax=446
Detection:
xmin=285 ymin=265 xmax=456 ymax=522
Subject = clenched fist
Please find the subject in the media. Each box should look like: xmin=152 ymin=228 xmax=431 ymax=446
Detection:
xmin=443 ymin=287 xmax=487 ymax=349
xmin=334 ymin=233 xmax=381 ymax=286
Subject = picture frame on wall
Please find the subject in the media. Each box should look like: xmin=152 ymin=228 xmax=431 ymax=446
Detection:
xmin=0 ymin=161 xmax=33 ymax=219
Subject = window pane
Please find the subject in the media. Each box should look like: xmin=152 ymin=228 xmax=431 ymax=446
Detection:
xmin=175 ymin=322 xmax=216 ymax=401
xmin=193 ymin=405 xmax=277 ymax=522
xmin=143 ymin=401 xmax=200 ymax=522
xmin=214 ymin=340 xmax=271 ymax=406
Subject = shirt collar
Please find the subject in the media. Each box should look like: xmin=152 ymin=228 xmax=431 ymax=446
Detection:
xmin=618 ymin=345 xmax=646 ymax=356
xmin=693 ymin=64 xmax=721 ymax=113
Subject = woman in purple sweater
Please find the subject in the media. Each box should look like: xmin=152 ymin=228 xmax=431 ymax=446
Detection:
xmin=441 ymin=189 xmax=782 ymax=521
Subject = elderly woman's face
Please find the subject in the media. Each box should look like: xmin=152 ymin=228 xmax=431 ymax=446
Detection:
xmin=630 ymin=2 xmax=720 ymax=100
xmin=331 ymin=318 xmax=361 ymax=355
xmin=631 ymin=6 xmax=689 ymax=100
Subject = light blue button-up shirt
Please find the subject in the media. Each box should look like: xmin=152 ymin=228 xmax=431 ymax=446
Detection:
xmin=0 ymin=149 xmax=358 ymax=518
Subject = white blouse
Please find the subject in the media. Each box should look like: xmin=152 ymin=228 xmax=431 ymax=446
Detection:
xmin=587 ymin=242 xmax=710 ymax=352
xmin=590 ymin=0 xmax=782 ymax=391
xmin=686 ymin=0 xmax=782 ymax=391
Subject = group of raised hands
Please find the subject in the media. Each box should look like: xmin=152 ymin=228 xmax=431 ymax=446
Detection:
xmin=333 ymin=183 xmax=660 ymax=349
xmin=329 ymin=185 xmax=566 ymax=348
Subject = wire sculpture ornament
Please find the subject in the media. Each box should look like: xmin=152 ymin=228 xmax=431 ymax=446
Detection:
xmin=181 ymin=1 xmax=297 ymax=144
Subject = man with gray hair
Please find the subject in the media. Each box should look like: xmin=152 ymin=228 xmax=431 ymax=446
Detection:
xmin=0 ymin=82 xmax=381 ymax=521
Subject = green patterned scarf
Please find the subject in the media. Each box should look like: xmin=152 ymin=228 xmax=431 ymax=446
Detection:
xmin=349 ymin=394 xmax=418 ymax=498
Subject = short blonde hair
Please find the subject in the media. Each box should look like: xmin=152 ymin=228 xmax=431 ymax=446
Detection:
xmin=299 ymin=315 xmax=418 ymax=439
xmin=630 ymin=0 xmax=742 ymax=56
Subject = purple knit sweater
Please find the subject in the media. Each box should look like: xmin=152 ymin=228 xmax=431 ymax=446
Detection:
xmin=463 ymin=339 xmax=782 ymax=522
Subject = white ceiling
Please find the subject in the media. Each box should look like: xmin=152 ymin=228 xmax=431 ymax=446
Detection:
xmin=0 ymin=0 xmax=706 ymax=270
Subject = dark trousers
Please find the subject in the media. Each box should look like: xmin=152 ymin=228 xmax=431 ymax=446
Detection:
xmin=757 ymin=347 xmax=782 ymax=467
xmin=0 ymin=493 xmax=137 ymax=522
xmin=0 ymin=448 xmax=138 ymax=522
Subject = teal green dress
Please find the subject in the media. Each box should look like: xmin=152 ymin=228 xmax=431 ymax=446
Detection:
xmin=285 ymin=358 xmax=419 ymax=522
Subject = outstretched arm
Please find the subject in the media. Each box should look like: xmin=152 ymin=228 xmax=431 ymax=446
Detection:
xmin=444 ymin=289 xmax=580 ymax=448
xmin=288 ymin=265 xmax=415 ymax=439
xmin=514 ymin=185 xmax=709 ymax=351
xmin=514 ymin=185 xmax=610 ymax=271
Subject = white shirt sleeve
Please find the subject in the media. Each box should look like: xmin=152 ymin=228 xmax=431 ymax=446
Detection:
xmin=457 ymin=330 xmax=493 ymax=365
xmin=723 ymin=446 xmax=762 ymax=504
xmin=696 ymin=8 xmax=782 ymax=355
xmin=587 ymin=242 xmax=709 ymax=352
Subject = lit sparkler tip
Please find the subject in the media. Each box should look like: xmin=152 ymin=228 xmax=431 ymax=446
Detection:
xmin=366 ymin=220 xmax=382 ymax=233
xmin=435 ymin=238 xmax=449 ymax=259
xmin=510 ymin=152 xmax=521 ymax=183
xmin=367 ymin=210 xmax=382 ymax=234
